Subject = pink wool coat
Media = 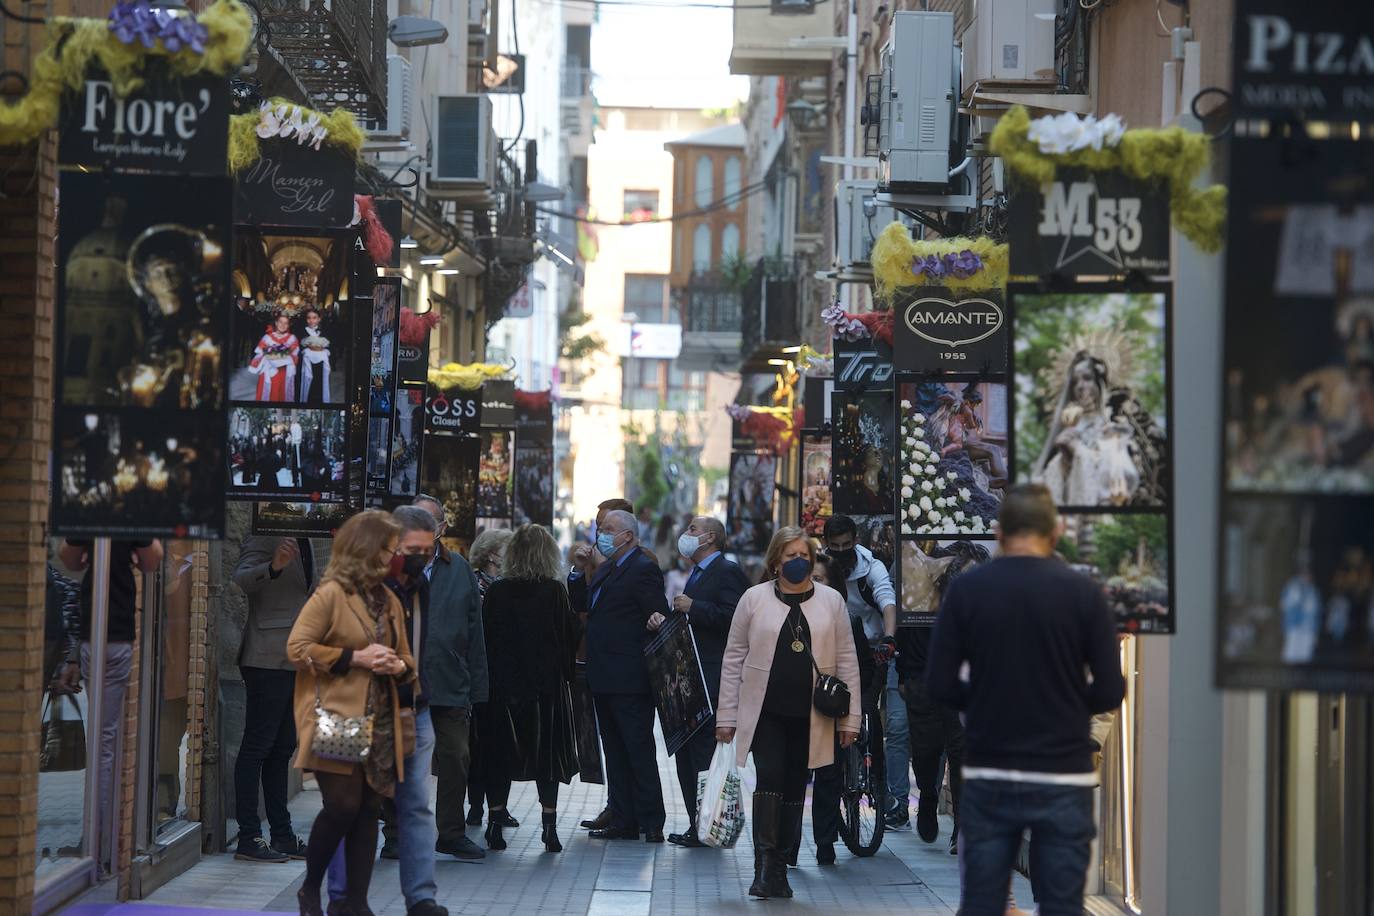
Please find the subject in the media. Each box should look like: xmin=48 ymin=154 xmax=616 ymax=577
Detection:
xmin=716 ymin=582 xmax=862 ymax=769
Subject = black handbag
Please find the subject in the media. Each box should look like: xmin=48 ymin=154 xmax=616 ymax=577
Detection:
xmin=40 ymin=692 xmax=87 ymax=772
xmin=807 ymin=651 xmax=852 ymax=719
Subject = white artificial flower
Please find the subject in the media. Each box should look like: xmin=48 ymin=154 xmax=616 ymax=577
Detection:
xmin=905 ymin=437 xmax=916 ymax=448
xmin=959 ymin=488 xmax=972 ymax=502
xmin=954 ymin=510 xmax=966 ymax=523
xmin=901 ymin=399 xmax=912 ymax=410
xmin=925 ymin=464 xmax=938 ymax=476
xmin=935 ymin=497 xmax=947 ymax=509
xmin=913 ymin=413 xmax=926 ymax=424
xmin=901 ymin=486 xmax=914 ymax=499
xmin=971 ymin=517 xmax=985 ymax=531
xmin=917 ymin=525 xmax=931 ymax=534
xmin=919 ymin=496 xmax=933 ymax=512
xmin=903 ymin=523 xmax=913 ymax=534
xmin=921 ymin=480 xmax=934 ymax=493
xmin=1027 ymin=110 xmax=1127 ymax=155
xmin=947 ymin=471 xmax=958 ymax=481
xmin=902 ymin=474 xmax=916 ymax=486
xmin=908 ymin=504 xmax=919 ymax=519
xmin=927 ymin=510 xmax=942 ymax=524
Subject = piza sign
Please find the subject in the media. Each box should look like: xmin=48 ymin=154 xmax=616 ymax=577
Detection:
xmin=1233 ymin=3 xmax=1374 ymax=118
xmin=1009 ymin=168 xmax=1170 ymax=278
xmin=894 ymin=290 xmax=1006 ymax=373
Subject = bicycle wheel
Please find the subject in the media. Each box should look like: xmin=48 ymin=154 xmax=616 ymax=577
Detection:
xmin=838 ymin=727 xmax=887 ymax=856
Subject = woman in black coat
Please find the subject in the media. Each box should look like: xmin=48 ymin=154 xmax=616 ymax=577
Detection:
xmin=479 ymin=524 xmax=581 ymax=853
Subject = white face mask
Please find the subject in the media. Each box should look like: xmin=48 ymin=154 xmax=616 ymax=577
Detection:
xmin=678 ymin=532 xmax=710 ymax=559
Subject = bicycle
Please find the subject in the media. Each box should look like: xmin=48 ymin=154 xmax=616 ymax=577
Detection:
xmin=838 ymin=660 xmax=887 ymax=857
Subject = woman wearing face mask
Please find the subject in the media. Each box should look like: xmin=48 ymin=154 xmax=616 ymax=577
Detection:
xmin=715 ymin=527 xmax=861 ymax=900
xmin=286 ymin=510 xmax=417 ymax=916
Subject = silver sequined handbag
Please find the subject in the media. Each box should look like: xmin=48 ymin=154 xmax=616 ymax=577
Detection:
xmin=312 ymin=690 xmax=374 ymax=763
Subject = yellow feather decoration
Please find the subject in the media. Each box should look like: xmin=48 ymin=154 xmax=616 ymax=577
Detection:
xmin=227 ymin=99 xmax=366 ymax=173
xmin=870 ymin=222 xmax=1009 ymax=298
xmin=427 ymin=362 xmax=515 ymax=391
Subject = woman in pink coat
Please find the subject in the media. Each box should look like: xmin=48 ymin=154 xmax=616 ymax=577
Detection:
xmin=715 ymin=526 xmax=861 ymax=900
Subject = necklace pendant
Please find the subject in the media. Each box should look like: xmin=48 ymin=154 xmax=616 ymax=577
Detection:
xmin=791 ymin=639 xmax=805 ymax=653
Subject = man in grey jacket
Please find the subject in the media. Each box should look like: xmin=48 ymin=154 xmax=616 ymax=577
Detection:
xmin=232 ymin=536 xmax=316 ymax=862
xmin=415 ymin=495 xmax=491 ymax=860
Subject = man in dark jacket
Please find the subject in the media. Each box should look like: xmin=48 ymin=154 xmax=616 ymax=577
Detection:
xmin=415 ymin=495 xmax=491 ymax=861
xmin=927 ymin=485 xmax=1125 ymax=916
xmin=657 ymin=515 xmax=749 ymax=847
xmin=581 ymin=509 xmax=669 ymax=842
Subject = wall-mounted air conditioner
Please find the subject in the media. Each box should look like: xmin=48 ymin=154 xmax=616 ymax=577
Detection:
xmin=962 ymin=0 xmax=1056 ymax=93
xmin=878 ymin=11 xmax=958 ymax=192
xmin=833 ymin=179 xmax=895 ymax=270
xmin=369 ymin=55 xmax=413 ymax=141
xmin=429 ymin=94 xmax=495 ymax=189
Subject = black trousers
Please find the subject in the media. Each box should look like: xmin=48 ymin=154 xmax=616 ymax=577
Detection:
xmin=904 ymin=679 xmax=964 ymax=816
xmin=751 ymin=711 xmax=810 ymax=802
xmin=431 ymin=705 xmax=472 ymax=844
xmin=594 ymin=693 xmax=665 ymax=832
xmin=674 ymin=714 xmax=717 ymax=825
xmin=235 ymin=667 xmax=298 ymax=842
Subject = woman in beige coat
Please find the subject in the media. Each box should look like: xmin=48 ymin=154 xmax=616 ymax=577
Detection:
xmin=286 ymin=510 xmax=417 ymax=916
xmin=716 ymin=526 xmax=861 ymax=901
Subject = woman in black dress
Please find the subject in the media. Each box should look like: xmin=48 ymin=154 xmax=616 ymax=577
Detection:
xmin=479 ymin=524 xmax=581 ymax=853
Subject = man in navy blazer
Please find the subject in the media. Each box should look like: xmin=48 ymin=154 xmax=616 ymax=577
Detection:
xmin=653 ymin=516 xmax=749 ymax=847
xmin=580 ymin=509 xmax=669 ymax=842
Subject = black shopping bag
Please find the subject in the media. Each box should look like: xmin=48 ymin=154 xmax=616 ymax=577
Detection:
xmin=571 ymin=663 xmax=603 ymax=785
xmin=40 ymin=692 xmax=86 ymax=772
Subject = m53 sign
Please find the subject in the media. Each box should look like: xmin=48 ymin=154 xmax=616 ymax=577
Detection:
xmin=1009 ymin=168 xmax=1170 ymax=278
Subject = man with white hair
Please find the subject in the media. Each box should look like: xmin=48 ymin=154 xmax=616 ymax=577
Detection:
xmin=582 ymin=509 xmax=669 ymax=842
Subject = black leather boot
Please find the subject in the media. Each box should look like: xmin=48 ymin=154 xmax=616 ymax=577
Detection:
xmin=771 ymin=801 xmax=801 ymax=897
xmin=748 ymin=791 xmax=782 ymax=899
xmin=542 ymin=811 xmax=563 ymax=853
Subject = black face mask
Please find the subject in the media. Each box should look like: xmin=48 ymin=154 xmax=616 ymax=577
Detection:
xmin=830 ymin=546 xmax=858 ymax=568
xmin=401 ymin=553 xmax=428 ymax=580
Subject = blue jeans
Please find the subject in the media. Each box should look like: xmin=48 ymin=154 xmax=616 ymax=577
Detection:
xmin=959 ymin=778 xmax=1095 ymax=916
xmin=329 ymin=707 xmax=437 ymax=909
xmin=883 ymin=663 xmax=910 ymax=806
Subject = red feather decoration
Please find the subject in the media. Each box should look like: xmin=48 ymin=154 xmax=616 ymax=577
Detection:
xmin=355 ymin=195 xmax=395 ymax=265
xmin=849 ymin=310 xmax=894 ymax=346
xmin=398 ymin=306 xmax=441 ymax=346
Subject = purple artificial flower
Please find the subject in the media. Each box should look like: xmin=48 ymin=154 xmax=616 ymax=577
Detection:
xmin=725 ymin=403 xmax=752 ymax=421
xmin=162 ymin=13 xmax=208 ymax=53
xmin=820 ymin=301 xmax=869 ymax=341
xmin=947 ymin=249 xmax=982 ymax=279
xmin=108 ymin=1 xmax=159 ymax=48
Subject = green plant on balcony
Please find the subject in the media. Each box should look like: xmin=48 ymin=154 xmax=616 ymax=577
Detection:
xmin=559 ymin=306 xmax=604 ymax=366
xmin=720 ymin=253 xmax=754 ymax=292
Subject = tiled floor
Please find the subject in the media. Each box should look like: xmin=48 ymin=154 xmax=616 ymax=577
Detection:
xmin=68 ymin=733 xmax=1033 ymax=915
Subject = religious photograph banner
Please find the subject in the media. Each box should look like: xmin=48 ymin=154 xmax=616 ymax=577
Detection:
xmin=644 ymin=613 xmax=714 ymax=757
xmin=228 ymin=232 xmax=353 ymax=406
xmin=1060 ymin=511 xmax=1172 ymax=634
xmin=52 ymin=170 xmax=232 ymax=538
xmin=851 ymin=514 xmax=897 ymax=570
xmin=893 ymin=289 xmax=1008 ymax=374
xmin=514 ymin=446 xmax=555 ymax=527
xmin=420 ymin=433 xmax=479 ymax=542
xmin=831 ymin=388 xmax=895 ymax=516
xmin=515 ymin=389 xmax=555 ymax=445
xmin=898 ymin=539 xmax=994 ymax=627
xmin=250 ymin=500 xmax=353 ymax=537
xmin=799 ymin=432 xmax=833 ymax=538
xmin=477 ymin=430 xmax=515 ymax=519
xmin=370 ymin=281 xmax=400 ymax=417
xmin=1011 ymin=288 xmax=1171 ymax=511
xmin=389 ymin=383 xmax=426 ymax=500
xmin=1007 ymin=168 xmax=1171 ymax=278
xmin=726 ymin=452 xmax=776 ymax=556
xmin=227 ymin=406 xmax=349 ymax=502
xmin=897 ymin=378 xmax=1007 ymax=538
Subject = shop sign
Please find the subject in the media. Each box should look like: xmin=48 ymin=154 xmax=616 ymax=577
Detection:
xmin=425 ymin=385 xmax=482 ymax=435
xmin=617 ymin=322 xmax=682 ymax=359
xmin=481 ymin=378 xmax=516 ymax=428
xmin=894 ymin=290 xmax=1007 ymax=373
xmin=60 ymin=68 xmax=229 ymax=175
xmin=834 ymin=336 xmax=893 ymax=389
xmin=234 ymin=139 xmax=355 ymax=228
xmin=1233 ymin=3 xmax=1374 ymax=119
xmin=1008 ymin=168 xmax=1170 ymax=278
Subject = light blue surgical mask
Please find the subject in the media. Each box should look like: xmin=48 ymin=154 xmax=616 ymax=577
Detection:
xmin=596 ymin=531 xmax=620 ymax=558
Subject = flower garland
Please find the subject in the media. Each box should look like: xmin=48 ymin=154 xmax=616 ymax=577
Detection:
xmin=821 ymin=302 xmax=894 ymax=347
xmin=0 ymin=0 xmax=251 ymax=148
xmin=870 ymin=223 xmax=1009 ymax=298
xmin=988 ymin=105 xmax=1226 ymax=253
xmin=898 ymin=400 xmax=988 ymax=536
xmin=725 ymin=404 xmax=802 ymax=456
xmin=427 ymin=361 xmax=514 ymax=391
xmin=794 ymin=343 xmax=832 ymax=377
xmin=228 ymin=99 xmax=365 ymax=173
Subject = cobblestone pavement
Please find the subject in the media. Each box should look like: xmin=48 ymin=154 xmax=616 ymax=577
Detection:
xmin=78 ymin=733 xmax=1031 ymax=915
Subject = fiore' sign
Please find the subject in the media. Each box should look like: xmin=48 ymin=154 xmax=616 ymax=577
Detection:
xmin=59 ymin=69 xmax=228 ymax=175
xmin=234 ymin=139 xmax=355 ymax=228
xmin=1008 ymin=168 xmax=1170 ymax=278
xmin=426 ymin=386 xmax=482 ymax=435
xmin=1233 ymin=3 xmax=1374 ymax=118
xmin=895 ymin=291 xmax=1007 ymax=373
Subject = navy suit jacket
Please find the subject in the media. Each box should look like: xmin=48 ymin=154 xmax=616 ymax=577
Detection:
xmin=681 ymin=555 xmax=750 ymax=703
xmin=584 ymin=547 xmax=669 ymax=696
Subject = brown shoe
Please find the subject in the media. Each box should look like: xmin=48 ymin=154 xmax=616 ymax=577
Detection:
xmin=580 ymin=807 xmax=613 ymax=830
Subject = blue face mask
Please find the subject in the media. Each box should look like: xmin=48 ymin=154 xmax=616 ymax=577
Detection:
xmin=596 ymin=531 xmax=620 ymax=558
xmin=781 ymin=556 xmax=814 ymax=585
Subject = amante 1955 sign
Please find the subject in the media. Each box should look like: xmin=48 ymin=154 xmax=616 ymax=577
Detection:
xmin=1009 ymin=168 xmax=1170 ymax=278
xmin=894 ymin=290 xmax=1006 ymax=374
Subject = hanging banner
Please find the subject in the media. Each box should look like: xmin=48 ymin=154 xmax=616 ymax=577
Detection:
xmin=894 ymin=290 xmax=1007 ymax=374
xmin=398 ymin=303 xmax=434 ymax=385
xmin=1218 ymin=136 xmax=1374 ymax=690
xmin=898 ymin=539 xmax=994 ymax=627
xmin=51 ymin=170 xmax=232 ymax=538
xmin=389 ymin=383 xmax=426 ymax=500
xmin=1231 ymin=3 xmax=1374 ymax=121
xmin=1008 ymin=168 xmax=1171 ymax=278
xmin=799 ymin=432 xmax=833 ymax=537
xmin=59 ymin=67 xmax=229 ymax=175
xmin=426 ymin=383 xmax=482 ymax=435
xmin=831 ymin=388 xmax=895 ymax=516
xmin=514 ymin=389 xmax=554 ymax=445
xmin=644 ymin=613 xmax=714 ymax=756
xmin=725 ymin=452 xmax=776 ymax=555
xmin=366 ymin=279 xmax=401 ymax=495
xmin=802 ymin=375 xmax=834 ymax=429
xmin=478 ymin=429 xmax=515 ymax=519
xmin=481 ymin=378 xmax=517 ymax=428
xmin=514 ymin=445 xmax=554 ymax=526
xmin=421 ymin=433 xmax=480 ymax=542
xmin=234 ymin=139 xmax=355 ymax=228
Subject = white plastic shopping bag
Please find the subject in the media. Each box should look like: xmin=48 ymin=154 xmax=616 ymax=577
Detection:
xmin=696 ymin=739 xmax=746 ymax=848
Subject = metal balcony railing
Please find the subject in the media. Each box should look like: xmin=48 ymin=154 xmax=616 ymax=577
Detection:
xmin=261 ymin=0 xmax=388 ymax=122
xmin=683 ymin=271 xmax=744 ymax=333
xmin=740 ymin=257 xmax=802 ymax=359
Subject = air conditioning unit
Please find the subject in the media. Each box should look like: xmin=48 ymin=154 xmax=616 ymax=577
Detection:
xmin=877 ymin=11 xmax=958 ymax=192
xmin=962 ymin=0 xmax=1056 ymax=93
xmin=833 ymin=179 xmax=896 ymax=270
xmin=369 ymin=55 xmax=413 ymax=140
xmin=467 ymin=0 xmax=486 ymax=33
xmin=429 ymin=94 xmax=495 ymax=189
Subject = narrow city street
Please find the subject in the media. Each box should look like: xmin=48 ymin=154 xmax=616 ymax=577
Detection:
xmin=68 ymin=739 xmax=1025 ymax=915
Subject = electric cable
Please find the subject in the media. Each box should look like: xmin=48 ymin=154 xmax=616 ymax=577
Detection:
xmin=532 ymin=0 xmax=828 ymax=10
xmin=537 ymin=179 xmax=770 ymax=225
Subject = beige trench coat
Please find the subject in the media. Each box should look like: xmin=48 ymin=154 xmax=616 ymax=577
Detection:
xmin=715 ymin=582 xmax=862 ymax=769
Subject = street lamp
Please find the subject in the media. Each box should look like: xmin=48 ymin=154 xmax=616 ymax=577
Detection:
xmin=786 ymin=99 xmax=827 ymax=132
